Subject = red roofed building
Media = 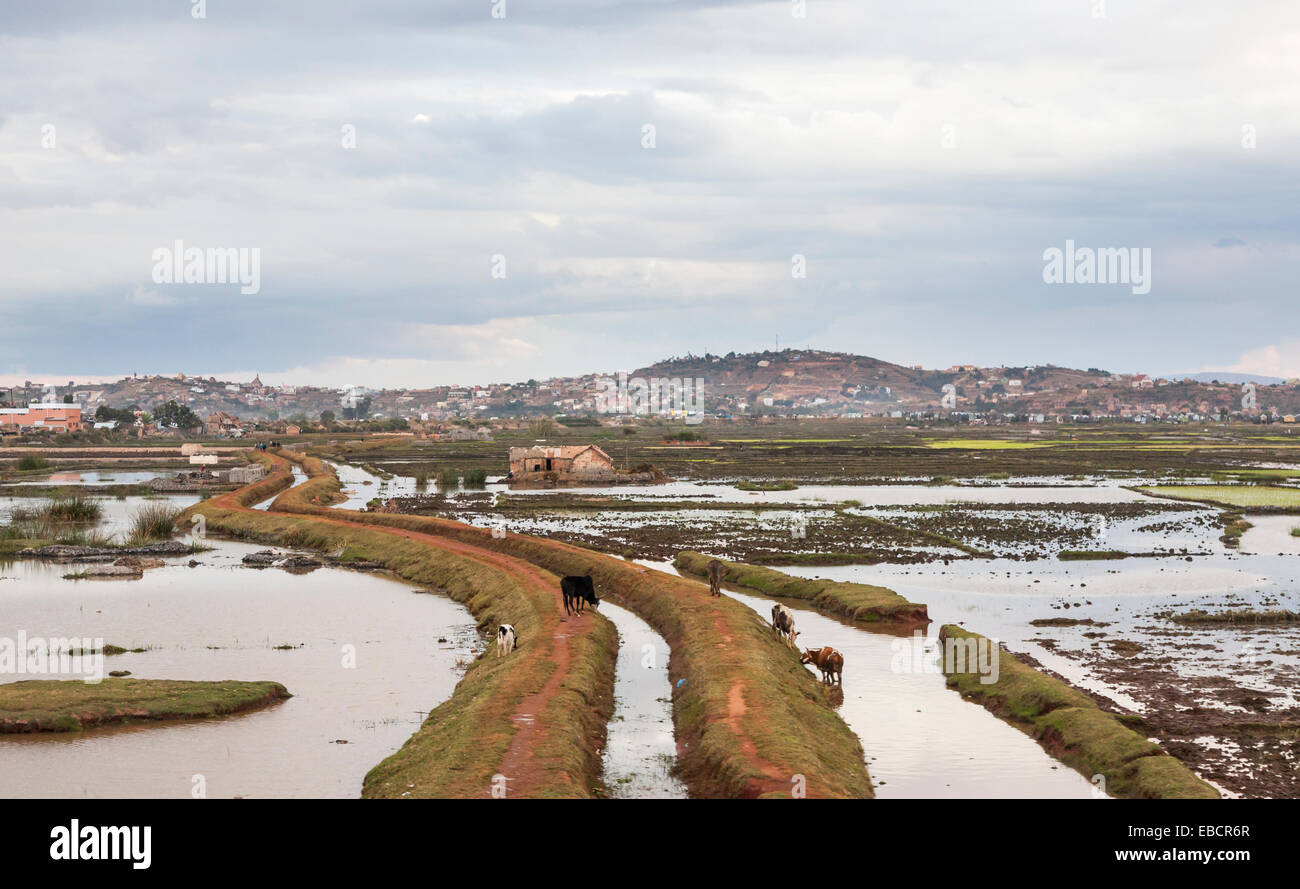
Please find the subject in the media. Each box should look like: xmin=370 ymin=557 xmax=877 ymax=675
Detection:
xmin=0 ymin=402 xmax=82 ymax=433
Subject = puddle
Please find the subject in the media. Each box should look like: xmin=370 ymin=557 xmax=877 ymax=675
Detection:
xmin=330 ymin=461 xmax=423 ymax=510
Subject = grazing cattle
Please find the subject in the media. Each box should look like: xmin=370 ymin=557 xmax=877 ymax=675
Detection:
xmin=706 ymin=559 xmax=724 ymax=597
xmin=497 ymin=624 xmax=517 ymax=658
xmin=561 ymin=575 xmax=600 ymax=615
xmin=771 ymin=603 xmax=798 ymax=648
xmin=801 ymin=646 xmax=844 ymax=684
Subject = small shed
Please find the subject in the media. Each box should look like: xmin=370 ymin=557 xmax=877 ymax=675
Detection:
xmin=508 ymin=445 xmax=614 ymax=476
xmin=226 ymin=464 xmax=267 ymax=484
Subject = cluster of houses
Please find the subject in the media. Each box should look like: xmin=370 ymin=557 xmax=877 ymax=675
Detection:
xmin=8 ymin=356 xmax=1300 ymax=433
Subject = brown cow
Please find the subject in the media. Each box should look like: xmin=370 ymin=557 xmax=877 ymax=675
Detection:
xmin=706 ymin=559 xmax=724 ymax=597
xmin=801 ymin=646 xmax=844 ymax=684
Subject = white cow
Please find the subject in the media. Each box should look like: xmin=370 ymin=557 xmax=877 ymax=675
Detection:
xmin=771 ymin=604 xmax=798 ymax=649
xmin=496 ymin=624 xmax=517 ymax=658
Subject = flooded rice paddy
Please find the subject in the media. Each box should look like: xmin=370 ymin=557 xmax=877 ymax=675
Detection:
xmin=652 ymin=562 xmax=1097 ymax=798
xmin=5 ymin=461 xmax=1296 ymax=797
xmin=1 ymin=478 xmax=689 ymax=799
xmin=1 ymin=492 xmax=200 ymax=540
xmin=394 ymin=468 xmax=1297 ymax=797
xmin=0 ymin=538 xmax=479 ymax=798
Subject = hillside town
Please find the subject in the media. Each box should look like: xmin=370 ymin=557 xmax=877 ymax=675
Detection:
xmin=2 ymin=350 xmax=1298 ymax=438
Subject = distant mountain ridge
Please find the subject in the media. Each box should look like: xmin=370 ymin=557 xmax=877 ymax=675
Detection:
xmin=6 ymin=349 xmax=1299 ymax=421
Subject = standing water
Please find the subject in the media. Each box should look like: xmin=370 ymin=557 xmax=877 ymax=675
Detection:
xmin=649 ymin=563 xmax=1096 ymax=798
xmin=597 ymin=601 xmax=688 ymax=799
xmin=0 ymin=539 xmax=478 ymax=798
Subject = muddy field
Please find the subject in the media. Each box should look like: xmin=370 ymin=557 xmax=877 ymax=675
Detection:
xmin=321 ymin=421 xmax=1300 ymax=798
xmin=313 ymin=420 xmax=1300 ymax=485
xmin=369 ymin=489 xmax=1223 ymax=566
xmin=6 ymin=423 xmax=1298 ymax=798
xmin=1026 ymin=602 xmax=1300 ymax=798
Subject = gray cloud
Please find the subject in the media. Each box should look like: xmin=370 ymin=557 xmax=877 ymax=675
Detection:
xmin=1 ymin=1 xmax=1298 ymax=386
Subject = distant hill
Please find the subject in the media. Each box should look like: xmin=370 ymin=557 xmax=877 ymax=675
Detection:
xmin=1167 ymin=372 xmax=1287 ymax=386
xmin=9 ymin=348 xmax=1300 ymax=422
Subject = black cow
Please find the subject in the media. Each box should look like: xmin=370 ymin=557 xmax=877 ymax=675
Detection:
xmin=561 ymin=575 xmax=600 ymax=615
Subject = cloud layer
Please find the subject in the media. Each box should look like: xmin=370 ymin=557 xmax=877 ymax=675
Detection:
xmin=1 ymin=1 xmax=1297 ymax=387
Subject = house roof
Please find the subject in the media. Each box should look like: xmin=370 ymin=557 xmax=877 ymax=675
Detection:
xmin=508 ymin=444 xmax=612 ymax=462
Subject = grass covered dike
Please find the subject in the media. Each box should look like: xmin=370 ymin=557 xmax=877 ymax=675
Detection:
xmin=185 ymin=455 xmax=617 ymax=798
xmin=267 ymin=453 xmax=872 ymax=798
xmin=0 ymin=678 xmax=289 ymax=733
xmin=938 ymin=626 xmax=1218 ymax=799
xmin=674 ymin=551 xmax=929 ymax=625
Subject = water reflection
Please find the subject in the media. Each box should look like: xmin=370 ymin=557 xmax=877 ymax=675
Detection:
xmin=0 ymin=539 xmax=478 ymax=798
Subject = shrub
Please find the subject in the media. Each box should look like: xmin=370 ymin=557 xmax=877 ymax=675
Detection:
xmin=127 ymin=502 xmax=182 ymax=544
xmin=44 ymin=493 xmax=103 ymax=524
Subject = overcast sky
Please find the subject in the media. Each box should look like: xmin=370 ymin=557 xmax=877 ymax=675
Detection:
xmin=1 ymin=0 xmax=1297 ymax=388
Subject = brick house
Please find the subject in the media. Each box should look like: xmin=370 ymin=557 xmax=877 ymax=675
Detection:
xmin=508 ymin=445 xmax=614 ymax=476
xmin=0 ymin=402 xmax=82 ymax=433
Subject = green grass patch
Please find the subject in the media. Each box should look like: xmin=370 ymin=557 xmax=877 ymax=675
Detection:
xmin=127 ymin=501 xmax=182 ymax=544
xmin=1136 ymin=484 xmax=1300 ymax=512
xmin=1219 ymin=513 xmax=1252 ymax=548
xmin=0 ymin=678 xmax=289 ymax=732
xmin=924 ymin=440 xmax=1052 ymax=450
xmin=675 ymin=551 xmax=928 ymax=625
xmin=43 ymin=492 xmax=103 ymax=523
